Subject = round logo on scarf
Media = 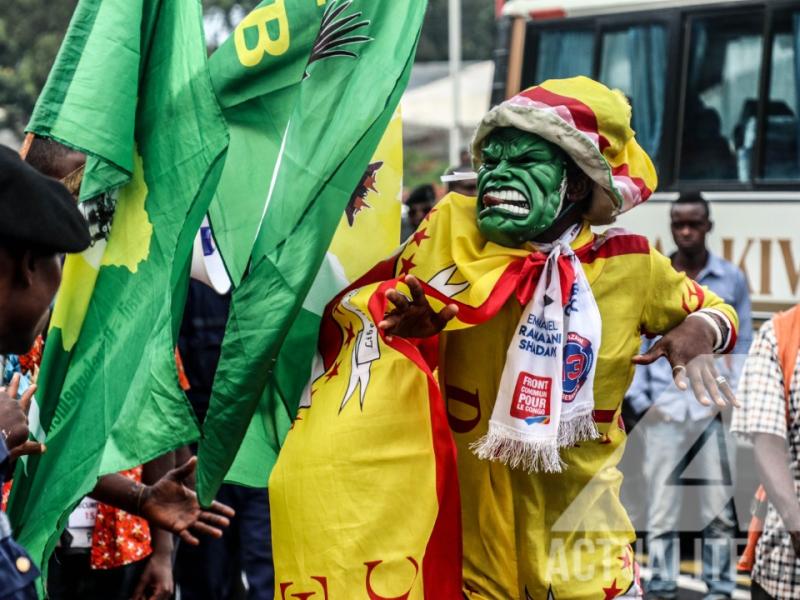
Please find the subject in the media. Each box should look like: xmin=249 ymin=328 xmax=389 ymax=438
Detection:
xmin=562 ymin=331 xmax=593 ymax=402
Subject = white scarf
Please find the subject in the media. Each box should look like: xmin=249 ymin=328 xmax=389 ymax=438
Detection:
xmin=471 ymin=225 xmax=601 ymax=472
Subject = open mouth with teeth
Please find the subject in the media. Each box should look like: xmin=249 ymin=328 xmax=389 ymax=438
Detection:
xmin=480 ymin=187 xmax=531 ymax=217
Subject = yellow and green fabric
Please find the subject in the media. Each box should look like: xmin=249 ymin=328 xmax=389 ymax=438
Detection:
xmin=269 ymin=193 xmax=738 ymax=599
xmin=8 ymin=0 xmax=228 ymax=583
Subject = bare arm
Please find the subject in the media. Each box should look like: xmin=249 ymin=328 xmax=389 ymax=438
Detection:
xmin=173 ymin=446 xmax=194 ymax=487
xmin=754 ymin=432 xmax=800 ymax=556
xmin=135 ymin=452 xmax=176 ymax=599
xmin=89 ymin=472 xmax=142 ymax=513
xmin=132 ymin=526 xmax=174 ymax=600
xmin=89 ymin=457 xmax=234 ymax=546
xmin=143 ymin=452 xmax=176 ymax=485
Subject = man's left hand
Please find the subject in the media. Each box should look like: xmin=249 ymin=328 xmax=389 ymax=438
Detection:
xmin=139 ymin=457 xmax=234 ymax=546
xmin=632 ymin=316 xmax=738 ymax=408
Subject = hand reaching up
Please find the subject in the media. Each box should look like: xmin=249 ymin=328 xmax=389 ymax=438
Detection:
xmin=378 ymin=275 xmax=458 ymax=341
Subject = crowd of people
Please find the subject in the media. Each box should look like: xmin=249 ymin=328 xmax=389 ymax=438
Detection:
xmin=0 ymin=73 xmax=799 ymax=600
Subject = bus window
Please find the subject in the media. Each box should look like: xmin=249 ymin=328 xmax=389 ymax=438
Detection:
xmin=598 ymin=25 xmax=667 ymax=170
xmin=680 ymin=12 xmax=764 ymax=182
xmin=535 ymin=30 xmax=594 ymax=82
xmin=763 ymin=10 xmax=800 ymax=180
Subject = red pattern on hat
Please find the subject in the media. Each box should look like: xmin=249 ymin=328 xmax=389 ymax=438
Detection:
xmin=519 ymin=87 xmax=611 ymax=152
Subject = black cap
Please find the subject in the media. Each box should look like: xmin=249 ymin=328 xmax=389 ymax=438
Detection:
xmin=406 ymin=184 xmax=436 ymax=206
xmin=0 ymin=144 xmax=91 ymax=254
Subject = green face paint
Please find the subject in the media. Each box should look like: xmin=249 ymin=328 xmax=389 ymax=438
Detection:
xmin=477 ymin=128 xmax=568 ymax=247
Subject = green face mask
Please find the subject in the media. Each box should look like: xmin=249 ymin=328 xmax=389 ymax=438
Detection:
xmin=476 ymin=128 xmax=568 ymax=247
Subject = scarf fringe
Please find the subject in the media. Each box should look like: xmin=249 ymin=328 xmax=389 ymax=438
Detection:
xmin=471 ymin=431 xmax=565 ymax=473
xmin=557 ymin=412 xmax=600 ymax=447
xmin=471 ymin=414 xmax=600 ymax=474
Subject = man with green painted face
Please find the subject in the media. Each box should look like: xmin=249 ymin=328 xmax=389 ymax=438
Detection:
xmin=267 ymin=77 xmax=742 ymax=599
xmin=378 ymin=78 xmax=741 ymax=598
xmin=476 ymin=128 xmax=586 ymax=246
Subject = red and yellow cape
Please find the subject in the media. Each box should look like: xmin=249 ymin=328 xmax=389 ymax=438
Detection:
xmin=269 ymin=193 xmax=737 ymax=600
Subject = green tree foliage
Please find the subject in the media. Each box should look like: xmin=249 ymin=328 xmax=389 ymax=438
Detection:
xmin=202 ymin=0 xmax=260 ymax=51
xmin=0 ymin=0 xmax=79 ymax=134
xmin=0 ymin=0 xmax=260 ymax=134
xmin=416 ymin=0 xmax=496 ymax=62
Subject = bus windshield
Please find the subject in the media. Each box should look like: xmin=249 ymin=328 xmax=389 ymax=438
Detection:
xmin=512 ymin=1 xmax=800 ymax=187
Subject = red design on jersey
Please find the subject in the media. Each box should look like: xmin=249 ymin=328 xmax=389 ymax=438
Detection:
xmin=681 ymin=280 xmax=705 ymax=314
xmin=18 ymin=336 xmax=43 ymax=374
xmin=603 ymin=578 xmax=623 ymax=599
xmin=364 ymin=557 xmax=419 ymax=600
xmin=279 ymin=578 xmax=329 ymax=600
xmin=445 ymin=385 xmax=481 ymax=434
xmin=590 ymin=234 xmax=649 ymax=260
xmin=592 ymin=409 xmax=616 ymax=423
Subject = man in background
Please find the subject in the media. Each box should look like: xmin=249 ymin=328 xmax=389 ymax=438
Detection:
xmin=626 ymin=192 xmax=752 ymax=600
xmin=442 ymin=161 xmax=477 ymax=197
xmin=0 ymin=144 xmax=91 ymax=598
xmin=401 ymin=184 xmax=437 ymax=241
xmin=18 ymin=136 xmax=235 ymax=599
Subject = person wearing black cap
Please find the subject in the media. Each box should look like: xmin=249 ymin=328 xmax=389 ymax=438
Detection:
xmin=0 ymin=144 xmax=91 ymax=598
xmin=442 ymin=162 xmax=478 ymax=197
xmin=11 ymin=140 xmax=237 ymax=600
xmin=401 ymin=183 xmax=437 ymax=241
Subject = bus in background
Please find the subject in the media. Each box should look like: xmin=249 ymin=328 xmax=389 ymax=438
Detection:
xmin=493 ymin=0 xmax=800 ymax=319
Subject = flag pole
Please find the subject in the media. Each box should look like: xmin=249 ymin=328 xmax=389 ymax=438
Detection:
xmin=448 ymin=0 xmax=462 ymax=167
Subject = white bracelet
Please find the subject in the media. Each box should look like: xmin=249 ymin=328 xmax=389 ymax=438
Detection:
xmin=704 ymin=307 xmax=734 ymax=352
xmin=686 ymin=310 xmax=723 ymax=352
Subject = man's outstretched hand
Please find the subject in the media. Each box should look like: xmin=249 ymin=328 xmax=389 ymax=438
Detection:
xmin=0 ymin=373 xmax=45 ymax=461
xmin=378 ymin=275 xmax=458 ymax=341
xmin=139 ymin=457 xmax=234 ymax=546
xmin=632 ymin=315 xmax=738 ymax=408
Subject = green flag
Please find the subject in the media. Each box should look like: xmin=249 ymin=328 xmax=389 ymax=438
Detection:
xmin=196 ymin=0 xmax=427 ymax=503
xmin=7 ymin=0 xmax=228 ymax=576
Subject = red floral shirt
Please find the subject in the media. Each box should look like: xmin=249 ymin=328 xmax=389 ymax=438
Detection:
xmin=1 ymin=340 xmax=186 ymax=569
xmin=90 ymin=467 xmax=152 ymax=569
xmin=2 ymin=468 xmax=152 ymax=569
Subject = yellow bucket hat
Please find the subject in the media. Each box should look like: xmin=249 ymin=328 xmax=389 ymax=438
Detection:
xmin=472 ymin=76 xmax=658 ymax=224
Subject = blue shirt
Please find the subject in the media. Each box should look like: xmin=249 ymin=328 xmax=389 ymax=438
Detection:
xmin=626 ymin=252 xmax=752 ymax=421
xmin=0 ymin=438 xmax=39 ymax=599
